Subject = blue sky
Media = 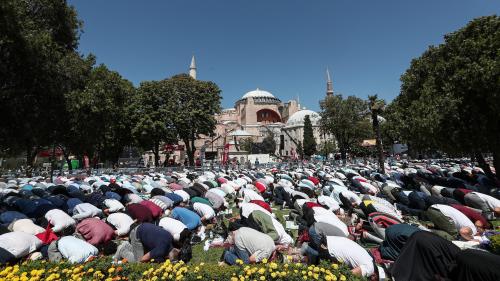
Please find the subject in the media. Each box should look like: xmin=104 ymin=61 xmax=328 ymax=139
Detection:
xmin=69 ymin=0 xmax=499 ymax=111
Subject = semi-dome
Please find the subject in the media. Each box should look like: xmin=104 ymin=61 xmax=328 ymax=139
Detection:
xmin=241 ymin=88 xmax=275 ymax=99
xmin=286 ymin=109 xmax=321 ymax=127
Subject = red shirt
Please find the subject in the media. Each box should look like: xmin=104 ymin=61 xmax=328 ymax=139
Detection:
xmin=76 ymin=218 xmax=115 ymax=246
xmin=249 ymin=200 xmax=272 ymax=213
xmin=126 ymin=203 xmax=153 ymax=223
xmin=305 ymin=202 xmax=322 ymax=209
xmin=308 ymin=177 xmax=320 ymax=186
xmin=140 ymin=200 xmax=163 ymax=219
xmin=451 ymin=204 xmax=489 ymax=227
xmin=254 ymin=182 xmax=267 ymax=193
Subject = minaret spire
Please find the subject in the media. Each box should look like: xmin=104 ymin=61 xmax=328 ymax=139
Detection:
xmin=326 ymin=68 xmax=333 ymax=97
xmin=189 ymin=55 xmax=197 ymax=79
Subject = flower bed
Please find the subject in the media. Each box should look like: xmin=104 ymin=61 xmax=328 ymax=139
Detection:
xmin=0 ymin=258 xmax=363 ymax=281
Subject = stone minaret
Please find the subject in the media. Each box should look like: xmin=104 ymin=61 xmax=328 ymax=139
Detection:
xmin=189 ymin=55 xmax=197 ymax=79
xmin=326 ymin=68 xmax=333 ymax=97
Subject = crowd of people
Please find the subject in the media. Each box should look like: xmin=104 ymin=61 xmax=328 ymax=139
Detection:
xmin=0 ymin=159 xmax=500 ymax=280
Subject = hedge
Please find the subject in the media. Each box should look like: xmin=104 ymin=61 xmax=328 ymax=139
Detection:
xmin=0 ymin=258 xmax=363 ymax=281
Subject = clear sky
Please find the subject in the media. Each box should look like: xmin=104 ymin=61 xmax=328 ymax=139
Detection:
xmin=68 ymin=0 xmax=499 ymax=111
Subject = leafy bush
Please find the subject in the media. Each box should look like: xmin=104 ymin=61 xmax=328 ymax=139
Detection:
xmin=0 ymin=258 xmax=363 ymax=281
xmin=490 ymin=234 xmax=500 ymax=255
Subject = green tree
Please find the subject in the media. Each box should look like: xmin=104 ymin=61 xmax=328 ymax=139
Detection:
xmin=260 ymin=133 xmax=277 ymax=155
xmin=320 ymin=94 xmax=372 ymax=164
xmin=368 ymin=95 xmax=386 ymax=173
xmin=65 ymin=65 xmax=135 ymax=166
xmin=302 ymin=115 xmax=317 ymax=158
xmin=131 ymin=80 xmax=177 ymax=167
xmin=319 ymin=140 xmax=336 ymax=158
xmin=239 ymin=138 xmax=254 ymax=153
xmin=0 ymin=0 xmax=82 ymax=174
xmin=167 ymin=74 xmax=222 ymax=166
xmin=389 ymin=16 xmax=500 ymax=177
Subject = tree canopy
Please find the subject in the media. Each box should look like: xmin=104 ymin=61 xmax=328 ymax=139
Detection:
xmin=0 ymin=0 xmax=82 ymax=172
xmin=319 ymin=94 xmax=372 ymax=163
xmin=385 ymin=15 xmax=500 ymax=177
xmin=166 ymin=74 xmax=221 ymax=166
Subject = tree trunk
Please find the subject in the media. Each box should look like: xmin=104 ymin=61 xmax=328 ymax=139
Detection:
xmin=372 ymin=112 xmax=385 ymax=174
xmin=340 ymin=147 xmax=347 ymax=166
xmin=475 ymin=151 xmax=495 ymax=179
xmin=25 ymin=145 xmax=39 ymax=177
xmin=493 ymin=150 xmax=500 ymax=181
xmin=153 ymin=141 xmax=160 ymax=168
xmin=50 ymin=144 xmax=56 ymax=182
xmin=59 ymin=146 xmax=73 ymax=172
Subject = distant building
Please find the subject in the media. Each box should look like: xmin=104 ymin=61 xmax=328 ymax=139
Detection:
xmin=143 ymin=57 xmax=335 ymax=166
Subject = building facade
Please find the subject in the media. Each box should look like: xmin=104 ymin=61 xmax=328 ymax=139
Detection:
xmin=143 ymin=57 xmax=334 ymax=166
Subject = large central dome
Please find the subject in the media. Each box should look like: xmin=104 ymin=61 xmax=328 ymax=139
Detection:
xmin=241 ymin=88 xmax=275 ymax=99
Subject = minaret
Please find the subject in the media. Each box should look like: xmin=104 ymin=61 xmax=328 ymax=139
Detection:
xmin=326 ymin=68 xmax=333 ymax=97
xmin=189 ymin=55 xmax=197 ymax=79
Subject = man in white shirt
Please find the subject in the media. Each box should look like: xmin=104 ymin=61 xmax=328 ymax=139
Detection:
xmin=159 ymin=217 xmax=189 ymax=243
xmin=45 ymin=209 xmax=76 ymax=233
xmin=321 ymin=236 xmax=374 ymax=277
xmin=48 ymin=236 xmax=98 ymax=263
xmin=8 ymin=219 xmax=45 ymax=235
xmin=240 ymin=188 xmax=264 ymax=203
xmin=427 ymin=204 xmax=477 ymax=239
xmin=317 ymin=195 xmax=340 ymax=212
xmin=192 ymin=202 xmax=216 ymax=222
xmin=106 ymin=212 xmax=134 ymax=236
xmin=173 ymin=190 xmax=190 ymax=202
xmin=0 ymin=232 xmax=42 ymax=261
xmin=103 ymin=199 xmax=125 ymax=214
xmin=464 ymin=192 xmax=500 ymax=216
xmin=312 ymin=207 xmax=349 ymax=237
xmin=72 ymin=203 xmax=103 ymax=220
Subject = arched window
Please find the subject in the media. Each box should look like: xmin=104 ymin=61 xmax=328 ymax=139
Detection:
xmin=256 ymin=109 xmax=281 ymax=123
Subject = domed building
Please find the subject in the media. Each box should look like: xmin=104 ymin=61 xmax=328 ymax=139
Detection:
xmin=148 ymin=57 xmax=335 ymax=166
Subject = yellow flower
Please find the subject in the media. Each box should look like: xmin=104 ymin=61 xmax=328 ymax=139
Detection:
xmin=308 ymin=271 xmax=313 ymax=276
xmin=270 ymin=263 xmax=278 ymax=270
xmin=231 ymin=277 xmax=238 ymax=281
xmin=313 ymin=273 xmax=319 ymax=279
xmin=325 ymin=276 xmax=332 ymax=281
xmin=271 ymin=272 xmax=277 ymax=278
xmin=88 ymin=268 xmax=94 ymax=273
xmin=197 ymin=276 xmax=202 ymax=279
xmin=108 ymin=268 xmax=115 ymax=274
xmin=340 ymin=275 xmax=346 ymax=281
xmin=332 ymin=264 xmax=338 ymax=270
xmin=258 ymin=268 xmax=266 ymax=275
xmin=260 ymin=277 xmax=266 ymax=281
xmin=261 ymin=258 xmax=268 ymax=264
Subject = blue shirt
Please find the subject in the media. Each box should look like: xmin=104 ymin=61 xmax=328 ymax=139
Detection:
xmin=137 ymin=223 xmax=173 ymax=262
xmin=171 ymin=207 xmax=201 ymax=230
xmin=0 ymin=211 xmax=27 ymax=224
xmin=165 ymin=193 xmax=183 ymax=205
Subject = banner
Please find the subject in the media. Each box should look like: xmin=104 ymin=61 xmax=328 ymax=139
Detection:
xmin=222 ymin=143 xmax=230 ymax=164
